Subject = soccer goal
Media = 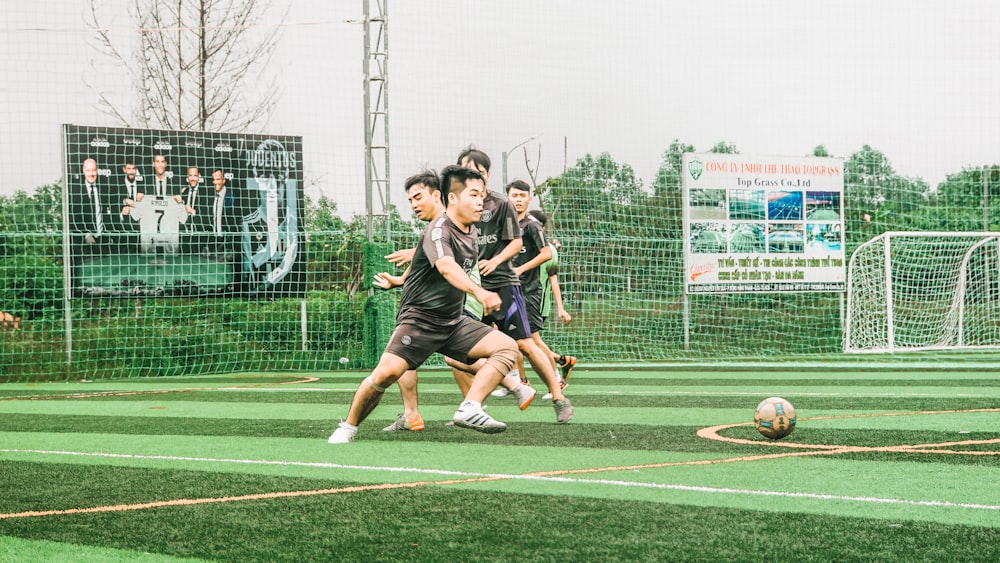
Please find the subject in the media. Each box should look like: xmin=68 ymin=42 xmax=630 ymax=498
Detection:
xmin=845 ymin=232 xmax=1000 ymax=353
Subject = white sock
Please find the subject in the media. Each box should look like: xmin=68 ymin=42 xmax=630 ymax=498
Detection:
xmin=459 ymin=400 xmax=482 ymax=411
xmin=506 ymin=369 xmax=520 ymax=380
xmin=339 ymin=421 xmax=358 ymax=431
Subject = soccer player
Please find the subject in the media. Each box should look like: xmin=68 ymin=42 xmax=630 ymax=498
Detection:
xmin=328 ymin=165 xmax=519 ymax=444
xmin=526 ymin=209 xmax=577 ymax=397
xmin=457 ymin=148 xmax=573 ymax=423
xmin=378 ymin=170 xmax=447 ymax=433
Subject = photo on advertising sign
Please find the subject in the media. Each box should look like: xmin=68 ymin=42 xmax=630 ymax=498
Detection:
xmin=63 ymin=124 xmax=306 ymax=298
xmin=682 ymin=152 xmax=845 ymax=294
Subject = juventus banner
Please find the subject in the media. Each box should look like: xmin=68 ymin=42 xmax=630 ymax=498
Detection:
xmin=63 ymin=124 xmax=306 ymax=298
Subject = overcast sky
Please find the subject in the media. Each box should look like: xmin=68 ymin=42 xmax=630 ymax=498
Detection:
xmin=2 ymin=1 xmax=999 ymax=217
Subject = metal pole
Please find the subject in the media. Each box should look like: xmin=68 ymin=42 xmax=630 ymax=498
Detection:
xmin=300 ymin=298 xmax=308 ymax=352
xmin=501 ymin=151 xmax=508 ymax=188
xmin=60 ymin=126 xmax=73 ymax=373
xmin=984 ymin=165 xmax=990 ymax=232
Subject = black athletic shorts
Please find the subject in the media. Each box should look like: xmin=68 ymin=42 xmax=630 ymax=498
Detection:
xmin=525 ymin=291 xmax=544 ymax=334
xmin=385 ymin=315 xmax=495 ymax=370
xmin=482 ymin=284 xmax=532 ymax=341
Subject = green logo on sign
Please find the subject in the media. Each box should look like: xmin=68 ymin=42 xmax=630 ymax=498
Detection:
xmin=688 ymin=159 xmax=703 ymax=180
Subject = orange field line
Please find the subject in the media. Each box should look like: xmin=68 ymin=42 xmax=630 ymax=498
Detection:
xmin=0 ymin=475 xmax=509 ymax=520
xmin=698 ymin=407 xmax=1000 ymax=457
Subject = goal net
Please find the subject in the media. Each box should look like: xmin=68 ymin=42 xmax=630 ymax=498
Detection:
xmin=845 ymin=232 xmax=1000 ymax=352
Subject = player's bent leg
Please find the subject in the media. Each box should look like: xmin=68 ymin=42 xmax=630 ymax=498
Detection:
xmin=383 ymin=369 xmax=424 ymax=432
xmin=451 ymin=331 xmax=517 ymax=434
xmin=534 ymin=334 xmax=560 ymax=380
xmin=330 ymin=353 xmax=410 ymax=444
xmin=444 ymin=356 xmax=479 ymax=396
xmin=465 ymin=331 xmax=518 ymax=402
xmin=517 ymin=337 xmax=573 ymax=423
xmin=397 ymin=369 xmax=420 ymax=419
xmin=534 ymin=334 xmax=565 ymax=399
xmin=516 ymin=337 xmax=564 ymax=400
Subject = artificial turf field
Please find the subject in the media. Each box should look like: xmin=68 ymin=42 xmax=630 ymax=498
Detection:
xmin=2 ymin=364 xmax=999 ymax=561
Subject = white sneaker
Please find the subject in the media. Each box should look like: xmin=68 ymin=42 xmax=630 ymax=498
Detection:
xmin=512 ymin=384 xmax=536 ymax=410
xmin=452 ymin=408 xmax=507 ymax=434
xmin=490 ymin=387 xmax=511 ymax=398
xmin=328 ymin=422 xmax=358 ymax=444
xmin=542 ymin=392 xmax=553 ymax=400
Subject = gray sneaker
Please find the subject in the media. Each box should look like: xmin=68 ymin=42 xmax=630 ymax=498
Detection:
xmin=382 ymin=412 xmax=425 ymax=432
xmin=452 ymin=408 xmax=507 ymax=434
xmin=512 ymin=384 xmax=536 ymax=410
xmin=553 ymin=398 xmax=574 ymax=424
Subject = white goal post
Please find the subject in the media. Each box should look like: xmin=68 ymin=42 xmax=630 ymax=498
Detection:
xmin=845 ymin=231 xmax=1000 ymax=353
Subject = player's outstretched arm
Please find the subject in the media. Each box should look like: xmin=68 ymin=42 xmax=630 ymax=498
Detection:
xmin=550 ymin=273 xmax=571 ymax=323
xmin=385 ymin=248 xmax=416 ymax=266
xmin=373 ymin=269 xmax=407 ymax=290
xmin=479 ymin=238 xmax=523 ymax=277
xmin=513 ymin=244 xmax=552 ymax=277
xmin=436 ymin=256 xmax=500 ymax=315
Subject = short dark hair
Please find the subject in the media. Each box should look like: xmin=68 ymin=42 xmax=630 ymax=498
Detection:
xmin=404 ymin=170 xmax=441 ymax=194
xmin=456 ymin=146 xmax=491 ymax=173
xmin=440 ymin=165 xmax=484 ymax=207
xmin=505 ymin=179 xmax=531 ymax=195
xmin=527 ymin=209 xmax=548 ymax=226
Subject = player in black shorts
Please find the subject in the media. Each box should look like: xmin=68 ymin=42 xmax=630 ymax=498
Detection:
xmin=378 ymin=170 xmax=447 ymax=432
xmin=329 ymin=166 xmax=519 ymax=443
xmin=510 ymin=185 xmax=575 ymax=397
xmin=457 ymin=147 xmax=573 ymax=424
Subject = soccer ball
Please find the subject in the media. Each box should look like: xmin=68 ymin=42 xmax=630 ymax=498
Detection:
xmin=754 ymin=397 xmax=796 ymax=439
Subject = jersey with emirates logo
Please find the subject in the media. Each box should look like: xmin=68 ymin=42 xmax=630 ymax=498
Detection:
xmin=476 ymin=190 xmax=521 ymax=290
xmin=398 ymin=214 xmax=480 ymax=325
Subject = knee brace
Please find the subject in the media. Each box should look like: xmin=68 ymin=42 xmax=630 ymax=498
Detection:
xmin=484 ymin=346 xmax=518 ymax=378
xmin=365 ymin=375 xmax=387 ymax=393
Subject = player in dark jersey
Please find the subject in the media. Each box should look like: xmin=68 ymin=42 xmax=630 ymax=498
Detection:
xmin=457 ymin=147 xmax=573 ymax=424
xmin=329 ymin=166 xmax=519 ymax=443
xmin=508 ymin=191 xmax=575 ymax=398
xmin=529 ymin=210 xmax=577 ymax=385
xmin=378 ymin=170 xmax=446 ymax=433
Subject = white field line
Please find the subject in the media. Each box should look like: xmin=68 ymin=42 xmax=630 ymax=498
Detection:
xmin=3 ymin=448 xmax=999 ymax=513
xmin=225 ymin=388 xmax=998 ymax=398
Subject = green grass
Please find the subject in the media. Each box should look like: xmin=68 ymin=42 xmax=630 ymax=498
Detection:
xmin=2 ymin=367 xmax=1000 ymax=561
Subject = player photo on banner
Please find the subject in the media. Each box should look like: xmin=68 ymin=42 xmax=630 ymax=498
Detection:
xmin=62 ymin=124 xmax=305 ymax=298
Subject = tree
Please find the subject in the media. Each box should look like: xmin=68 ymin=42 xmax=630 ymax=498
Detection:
xmin=708 ymin=140 xmax=739 ymax=154
xmin=923 ymin=165 xmax=1000 ymax=231
xmin=88 ymin=0 xmax=287 ymax=131
xmin=843 ymin=145 xmax=932 ymax=244
xmin=0 ymin=183 xmax=65 ymax=319
xmin=651 ymin=139 xmax=694 ymax=199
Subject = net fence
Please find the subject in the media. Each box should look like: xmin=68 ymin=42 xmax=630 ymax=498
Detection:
xmin=3 ymin=2 xmax=1000 ymax=382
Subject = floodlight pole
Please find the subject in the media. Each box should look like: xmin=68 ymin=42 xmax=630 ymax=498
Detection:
xmin=501 ymin=135 xmax=537 ymax=189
